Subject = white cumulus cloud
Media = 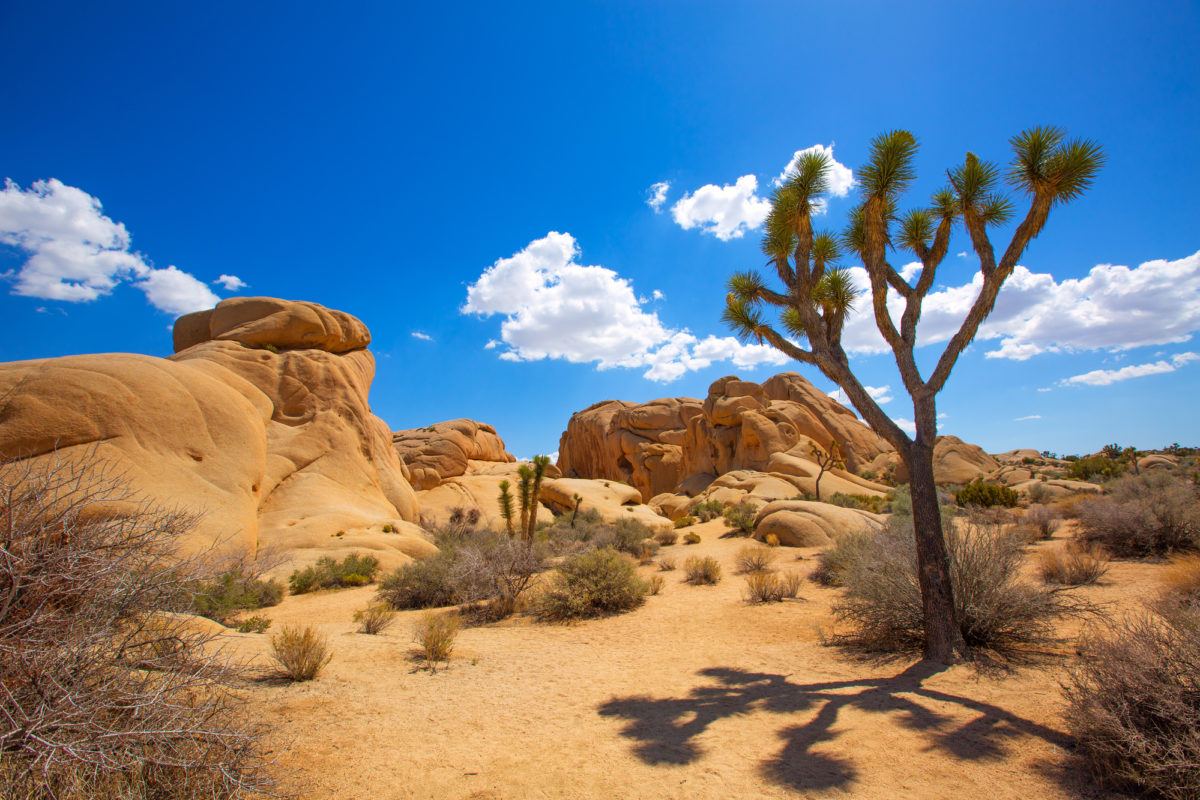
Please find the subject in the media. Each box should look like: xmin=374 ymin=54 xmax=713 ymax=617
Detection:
xmin=646 ymin=181 xmax=670 ymax=213
xmin=827 ymin=384 xmax=894 ymax=406
xmin=411 ymin=331 xmax=433 ymax=342
xmin=465 ymin=232 xmax=791 ymax=382
xmin=0 ymin=178 xmax=226 ymax=316
xmin=1060 ymin=351 xmax=1198 ymax=387
xmin=670 ymin=175 xmax=770 ymax=241
xmin=838 ymin=251 xmax=1200 ymax=361
xmin=215 ymin=274 xmax=246 ymax=291
xmin=775 ymin=143 xmax=856 ymax=199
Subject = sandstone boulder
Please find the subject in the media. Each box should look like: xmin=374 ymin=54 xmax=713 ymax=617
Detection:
xmin=867 ymin=435 xmax=1000 ymax=485
xmin=753 ymin=500 xmax=886 ymax=547
xmin=1138 ymin=453 xmax=1179 ymax=471
xmin=393 ymin=419 xmax=515 ymax=490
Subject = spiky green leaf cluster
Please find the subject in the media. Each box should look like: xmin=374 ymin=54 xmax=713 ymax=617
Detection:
xmin=1009 ymin=126 xmax=1104 ymax=204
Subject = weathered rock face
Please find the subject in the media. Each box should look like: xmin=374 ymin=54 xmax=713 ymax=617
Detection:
xmin=867 ymin=435 xmax=1000 ymax=485
xmin=753 ymin=500 xmax=886 ymax=547
xmin=557 ymin=372 xmax=895 ymax=499
xmin=0 ymin=297 xmax=429 ymax=574
xmin=393 ymin=419 xmax=515 ymax=490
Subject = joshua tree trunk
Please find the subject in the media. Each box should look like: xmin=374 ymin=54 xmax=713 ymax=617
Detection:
xmin=904 ymin=431 xmax=967 ymax=662
xmin=814 ymin=470 xmax=824 ymax=502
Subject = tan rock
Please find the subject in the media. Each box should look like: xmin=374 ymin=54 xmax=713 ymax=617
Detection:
xmin=868 ymin=435 xmax=1000 ymax=485
xmin=540 ymin=477 xmax=671 ymax=531
xmin=1138 ymin=454 xmax=1178 ymax=471
xmin=752 ymin=500 xmax=886 ymax=547
xmin=392 ymin=419 xmax=515 ymax=490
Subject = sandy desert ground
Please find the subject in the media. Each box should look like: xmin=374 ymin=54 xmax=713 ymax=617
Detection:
xmin=223 ymin=519 xmax=1156 ymax=800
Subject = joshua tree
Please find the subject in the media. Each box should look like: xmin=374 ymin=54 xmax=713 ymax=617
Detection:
xmin=722 ymin=128 xmax=1102 ymax=662
xmin=525 ymin=455 xmax=551 ymax=541
xmin=516 ymin=465 xmax=534 ymax=536
xmin=498 ymin=479 xmax=516 ymax=536
xmin=810 ymin=440 xmax=845 ymax=502
xmin=569 ymin=492 xmax=584 ymax=528
xmin=1121 ymin=446 xmax=1140 ymax=475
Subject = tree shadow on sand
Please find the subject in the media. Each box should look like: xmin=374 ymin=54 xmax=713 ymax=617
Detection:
xmin=597 ymin=662 xmax=1071 ymax=793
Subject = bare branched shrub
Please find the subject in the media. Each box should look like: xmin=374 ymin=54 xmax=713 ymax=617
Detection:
xmin=830 ymin=514 xmax=1082 ymax=660
xmin=811 ymin=529 xmax=875 ymax=587
xmin=735 ymin=544 xmax=776 ymax=574
xmin=1063 ymin=606 xmax=1200 ymax=799
xmin=413 ymin=610 xmax=460 ymax=668
xmin=744 ymin=571 xmax=802 ymax=603
xmin=1037 ymin=543 xmax=1109 ymax=586
xmin=1076 ymin=473 xmax=1200 ymax=557
xmin=449 ymin=532 xmax=544 ymax=620
xmin=534 ymin=548 xmax=648 ymax=621
xmin=354 ymin=603 xmax=396 ymax=635
xmin=655 ymin=529 xmax=679 ymax=546
xmin=683 ymin=555 xmax=722 ymax=585
xmin=1019 ymin=504 xmax=1061 ymax=541
xmin=270 ymin=624 xmax=332 ymax=681
xmin=0 ymin=455 xmax=270 ymax=799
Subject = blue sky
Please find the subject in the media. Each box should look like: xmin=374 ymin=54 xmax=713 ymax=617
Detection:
xmin=2 ymin=1 xmax=1198 ymax=458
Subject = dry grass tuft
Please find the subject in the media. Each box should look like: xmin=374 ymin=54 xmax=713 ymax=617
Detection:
xmin=413 ymin=611 xmax=461 ymax=668
xmin=683 ymin=556 xmax=722 ymax=585
xmin=647 ymin=574 xmax=665 ymax=595
xmin=657 ymin=557 xmax=676 ymax=572
xmin=354 ymin=603 xmax=396 ymax=635
xmin=1037 ymin=543 xmax=1109 ymax=586
xmin=270 ymin=625 xmax=333 ymax=681
xmin=744 ymin=571 xmax=802 ymax=603
xmin=1162 ymin=555 xmax=1200 ymax=605
xmin=655 ymin=529 xmax=679 ymax=545
xmin=735 ymin=544 xmax=776 ymax=574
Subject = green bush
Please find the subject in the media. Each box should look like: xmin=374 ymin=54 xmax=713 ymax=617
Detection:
xmin=722 ymin=501 xmax=757 ymax=536
xmin=377 ymin=551 xmax=458 ymax=609
xmin=289 ymin=553 xmax=381 ymax=594
xmin=683 ymin=532 xmax=701 ymax=545
xmin=955 ymin=479 xmax=1018 ymax=508
xmin=692 ymin=499 xmax=725 ymax=522
xmin=534 ymin=548 xmax=648 ymax=620
xmin=234 ymin=615 xmax=272 ymax=634
xmin=828 ymin=493 xmax=888 ymax=514
xmin=190 ymin=569 xmax=283 ymax=623
xmin=673 ymin=515 xmax=697 ymax=529
xmin=1068 ymin=455 xmax=1126 ymax=482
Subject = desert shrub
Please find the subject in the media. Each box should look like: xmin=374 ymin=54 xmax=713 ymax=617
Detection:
xmin=234 ymin=615 xmax=272 ymax=634
xmin=413 ymin=611 xmax=460 ymax=667
xmin=1037 ymin=543 xmax=1109 ymax=586
xmin=1068 ymin=455 xmax=1126 ymax=482
xmin=546 ymin=514 xmax=654 ymax=557
xmin=1019 ymin=504 xmax=1061 ymax=541
xmin=955 ymin=479 xmax=1019 ymax=508
xmin=683 ymin=532 xmax=701 ymax=545
xmin=1161 ymin=555 xmax=1200 ymax=609
xmin=1062 ymin=606 xmax=1200 ymax=799
xmin=289 ymin=553 xmax=380 ymax=594
xmin=735 ymin=544 xmax=776 ymax=573
xmin=683 ymin=555 xmax=722 ymax=585
xmin=889 ymin=485 xmax=912 ymax=517
xmin=744 ymin=571 xmax=802 ymax=603
xmin=647 ymin=574 xmax=665 ymax=595
xmin=723 ymin=501 xmax=757 ymax=536
xmin=658 ymin=557 xmax=676 ymax=571
xmin=673 ymin=515 xmax=697 ymax=530
xmin=354 ymin=603 xmax=396 ymax=635
xmin=1076 ymin=473 xmax=1200 ymax=557
xmin=446 ymin=532 xmax=544 ymax=619
xmin=693 ymin=498 xmax=726 ymax=522
xmin=830 ymin=514 xmax=1077 ymax=659
xmin=1025 ymin=481 xmax=1051 ymax=504
xmin=636 ymin=539 xmax=660 ymax=564
xmin=828 ymin=492 xmax=888 ymax=514
xmin=534 ymin=548 xmax=648 ymax=620
xmin=811 ymin=529 xmax=877 ymax=587
xmin=377 ymin=551 xmax=458 ymax=609
xmin=0 ymin=456 xmax=269 ymax=799
xmin=656 ymin=528 xmax=679 ymax=545
xmin=190 ymin=568 xmax=283 ymax=624
xmin=270 ymin=624 xmax=332 ymax=681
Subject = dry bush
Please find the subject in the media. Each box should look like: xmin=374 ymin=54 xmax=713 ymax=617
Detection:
xmin=683 ymin=555 xmax=722 ymax=585
xmin=764 ymin=533 xmax=780 ymax=547
xmin=811 ymin=529 xmax=876 ymax=587
xmin=413 ymin=610 xmax=460 ymax=667
xmin=636 ymin=540 xmax=659 ymax=565
xmin=683 ymin=532 xmax=701 ymax=545
xmin=534 ymin=548 xmax=648 ymax=621
xmin=377 ymin=550 xmax=458 ymax=609
xmin=1076 ymin=473 xmax=1200 ymax=557
xmin=735 ymin=544 xmax=776 ymax=573
xmin=270 ymin=624 xmax=332 ymax=681
xmin=655 ymin=528 xmax=679 ymax=545
xmin=830 ymin=514 xmax=1082 ymax=660
xmin=289 ymin=552 xmax=380 ymax=593
xmin=1162 ymin=555 xmax=1200 ymax=606
xmin=692 ymin=498 xmax=725 ymax=522
xmin=647 ymin=574 xmax=665 ymax=595
xmin=723 ymin=501 xmax=757 ymax=536
xmin=354 ymin=603 xmax=396 ymax=635
xmin=673 ymin=515 xmax=696 ymax=529
xmin=0 ymin=455 xmax=269 ymax=799
xmin=1019 ymin=504 xmax=1061 ymax=541
xmin=658 ymin=557 xmax=676 ymax=572
xmin=1037 ymin=543 xmax=1109 ymax=586
xmin=1062 ymin=606 xmax=1200 ymax=799
xmin=744 ymin=571 xmax=802 ymax=603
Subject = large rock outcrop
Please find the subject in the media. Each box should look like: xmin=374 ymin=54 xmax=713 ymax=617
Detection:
xmin=393 ymin=419 xmax=515 ymax=490
xmin=866 ymin=435 xmax=1000 ymax=485
xmin=557 ymin=372 xmax=896 ymax=499
xmin=0 ymin=297 xmax=430 ymax=574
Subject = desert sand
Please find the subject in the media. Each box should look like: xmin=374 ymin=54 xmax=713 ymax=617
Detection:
xmin=226 ymin=519 xmax=1152 ymax=800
